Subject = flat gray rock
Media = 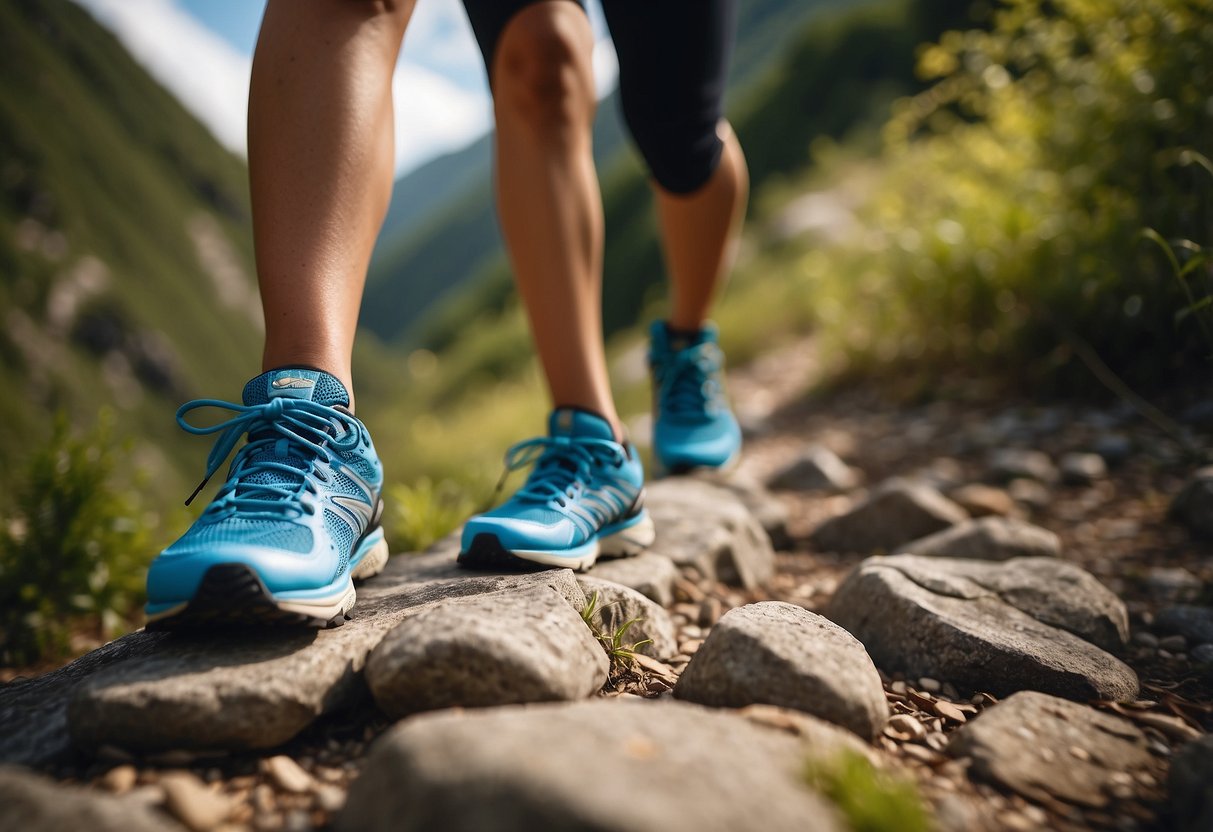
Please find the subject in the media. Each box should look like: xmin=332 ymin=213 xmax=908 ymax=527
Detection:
xmin=337 ymin=699 xmax=842 ymax=832
xmin=988 ymin=449 xmax=1059 ymax=485
xmin=589 ymin=553 xmax=677 ymax=607
xmin=577 ymin=576 xmax=678 ymax=659
xmin=895 ymin=517 xmax=1060 ymax=561
xmin=645 ymin=478 xmax=775 ymax=587
xmin=675 ymin=602 xmax=888 ymax=740
xmin=0 ymin=632 xmax=170 ymax=766
xmin=1171 ymin=467 xmax=1213 ymax=538
xmin=1169 ymin=735 xmax=1213 ymax=832
xmin=767 ymin=445 xmax=860 ymax=493
xmin=364 ymin=585 xmax=606 ymax=719
xmin=0 ymin=765 xmax=182 ymax=832
xmin=809 ymin=478 xmax=968 ymax=554
xmin=827 ymin=556 xmax=1138 ymax=701
xmin=66 ymin=554 xmax=585 ymax=752
xmin=948 ymin=692 xmax=1156 ymax=808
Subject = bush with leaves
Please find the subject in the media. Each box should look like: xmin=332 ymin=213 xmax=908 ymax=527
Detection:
xmin=804 ymin=0 xmax=1212 ymax=389
xmin=0 ymin=413 xmax=150 ymax=666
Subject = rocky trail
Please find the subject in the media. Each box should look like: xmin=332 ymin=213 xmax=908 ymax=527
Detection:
xmin=2 ymin=340 xmax=1211 ymax=832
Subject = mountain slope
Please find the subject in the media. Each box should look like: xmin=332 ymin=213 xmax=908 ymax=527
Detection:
xmin=0 ymin=0 xmax=262 ymax=494
xmin=361 ymin=0 xmax=845 ymax=345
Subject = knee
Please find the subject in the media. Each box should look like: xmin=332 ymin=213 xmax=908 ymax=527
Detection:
xmin=493 ymin=4 xmax=595 ymax=135
xmin=621 ymin=97 xmax=723 ymax=195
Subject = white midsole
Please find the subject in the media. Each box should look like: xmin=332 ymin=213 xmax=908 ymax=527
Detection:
xmin=351 ymin=535 xmax=390 ymax=580
xmin=277 ymin=583 xmax=357 ymax=619
xmin=509 ymin=513 xmax=656 ymax=572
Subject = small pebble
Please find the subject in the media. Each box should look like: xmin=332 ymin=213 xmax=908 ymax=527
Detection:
xmin=886 ymin=714 xmax=927 ymax=741
xmin=697 ymin=597 xmax=723 ymax=628
xmin=101 ymin=764 xmax=137 ymax=794
xmin=1158 ymin=634 xmax=1187 ymax=652
xmin=284 ymin=809 xmax=311 ymax=832
xmin=917 ymin=677 xmax=941 ymax=693
xmin=161 ymin=772 xmax=233 ymax=832
xmin=315 ymin=784 xmax=346 ymax=814
xmin=1131 ymin=631 xmax=1159 ymax=649
xmin=266 ymin=755 xmax=314 ymax=794
xmin=253 ymin=784 xmax=276 ymax=813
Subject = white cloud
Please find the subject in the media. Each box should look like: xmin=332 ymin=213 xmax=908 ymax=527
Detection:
xmin=75 ymin=0 xmax=251 ymax=155
xmin=72 ymin=0 xmax=621 ymax=176
xmin=392 ymin=62 xmax=491 ymax=174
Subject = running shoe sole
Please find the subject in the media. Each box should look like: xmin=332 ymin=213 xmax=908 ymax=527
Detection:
xmin=457 ymin=511 xmax=656 ymax=572
xmin=145 ymin=527 xmax=390 ymax=631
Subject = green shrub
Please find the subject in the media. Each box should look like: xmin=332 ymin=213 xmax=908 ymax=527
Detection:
xmin=806 ymin=0 xmax=1212 ymax=389
xmin=386 ymin=475 xmax=493 ymax=554
xmin=805 ymin=750 xmax=933 ymax=832
xmin=0 ymin=412 xmax=150 ymax=666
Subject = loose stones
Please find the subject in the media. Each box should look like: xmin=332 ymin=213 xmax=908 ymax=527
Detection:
xmin=894 ymin=517 xmax=1060 ymax=561
xmin=809 ymin=479 xmax=968 ymax=554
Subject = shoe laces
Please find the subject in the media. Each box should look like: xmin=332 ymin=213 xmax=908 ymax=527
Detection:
xmin=656 ymin=343 xmax=724 ymax=420
xmin=497 ymin=435 xmax=625 ymax=507
xmin=177 ymin=397 xmax=361 ymax=520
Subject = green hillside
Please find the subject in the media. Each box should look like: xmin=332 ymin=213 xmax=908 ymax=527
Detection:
xmin=0 ymin=0 xmax=262 ymax=496
xmin=361 ymin=0 xmax=846 ymax=346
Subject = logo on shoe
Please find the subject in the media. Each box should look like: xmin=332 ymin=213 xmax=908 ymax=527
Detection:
xmin=271 ymin=377 xmax=315 ymax=390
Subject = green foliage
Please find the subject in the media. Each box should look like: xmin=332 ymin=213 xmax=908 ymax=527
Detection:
xmin=806 ymin=0 xmax=1212 ymax=388
xmin=0 ymin=413 xmax=150 ymax=666
xmin=579 ymin=590 xmax=653 ymax=665
xmin=386 ymin=476 xmax=493 ymax=554
xmin=805 ymin=751 xmax=933 ymax=832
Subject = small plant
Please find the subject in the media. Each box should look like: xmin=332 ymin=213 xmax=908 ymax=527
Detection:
xmin=580 ymin=590 xmax=652 ymax=665
xmin=804 ymin=750 xmax=932 ymax=832
xmin=387 ymin=476 xmax=489 ymax=553
xmin=0 ymin=412 xmax=150 ymax=667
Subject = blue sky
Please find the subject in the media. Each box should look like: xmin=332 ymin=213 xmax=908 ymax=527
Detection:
xmin=73 ymin=0 xmax=617 ymax=177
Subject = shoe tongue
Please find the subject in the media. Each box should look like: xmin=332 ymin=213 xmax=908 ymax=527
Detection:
xmin=242 ymin=368 xmax=350 ymax=407
xmin=548 ymin=408 xmax=615 ymax=442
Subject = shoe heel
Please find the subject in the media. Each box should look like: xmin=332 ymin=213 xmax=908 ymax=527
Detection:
xmin=598 ymin=512 xmax=656 ymax=558
xmin=351 ymin=528 xmax=390 ymax=580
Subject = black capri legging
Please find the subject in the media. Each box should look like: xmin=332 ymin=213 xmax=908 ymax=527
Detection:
xmin=462 ymin=0 xmax=738 ymax=195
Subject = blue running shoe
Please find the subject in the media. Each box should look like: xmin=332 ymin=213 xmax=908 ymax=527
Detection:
xmin=649 ymin=320 xmax=742 ymax=475
xmin=145 ymin=368 xmax=388 ymax=629
xmin=458 ymin=408 xmax=655 ymax=571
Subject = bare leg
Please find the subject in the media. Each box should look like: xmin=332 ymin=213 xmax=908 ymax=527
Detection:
xmin=491 ymin=2 xmax=621 ymax=438
xmin=656 ymin=122 xmax=749 ymax=332
xmin=249 ymin=0 xmax=413 ymax=405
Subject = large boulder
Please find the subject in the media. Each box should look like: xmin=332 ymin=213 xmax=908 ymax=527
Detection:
xmin=65 ymin=554 xmax=585 ymax=752
xmin=675 ymin=602 xmax=887 ymax=741
xmin=337 ymin=699 xmax=842 ymax=832
xmin=364 ymin=585 xmax=607 ymax=719
xmin=827 ymin=556 xmax=1137 ymax=701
